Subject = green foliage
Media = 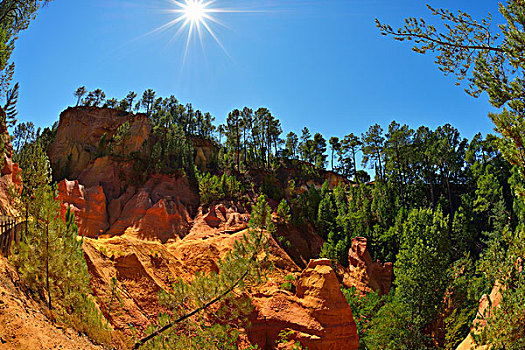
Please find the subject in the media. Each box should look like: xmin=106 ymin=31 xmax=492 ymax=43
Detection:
xmin=395 ymin=208 xmax=450 ymax=325
xmin=364 ymin=298 xmax=431 ymax=350
xmin=11 ymin=120 xmax=35 ymax=156
xmin=276 ymin=329 xmax=306 ymax=350
xmin=276 ymin=199 xmax=291 ymax=224
xmin=261 ymin=173 xmax=284 ymax=200
xmin=320 ymin=231 xmax=348 ymax=266
xmin=110 ymin=120 xmax=130 ymax=154
xmin=2 ymin=81 xmax=18 ymax=127
xmin=10 ymin=139 xmax=113 ymax=346
xmin=279 ymin=274 xmax=295 ymax=292
xmin=473 ymin=225 xmax=525 ymax=349
xmin=442 ymin=257 xmax=487 ymax=350
xmin=342 ymin=286 xmax=384 ymax=345
xmin=139 ymin=195 xmax=272 ymax=349
xmin=376 ymin=4 xmax=525 ymax=346
xmin=198 ymin=172 xmax=243 ymax=205
xmin=317 ymin=181 xmax=336 ymax=237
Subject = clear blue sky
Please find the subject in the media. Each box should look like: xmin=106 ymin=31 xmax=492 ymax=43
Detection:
xmin=12 ymin=0 xmax=500 ymax=142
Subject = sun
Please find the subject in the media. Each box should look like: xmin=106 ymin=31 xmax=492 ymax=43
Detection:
xmin=164 ymin=0 xmax=229 ymax=60
xmin=149 ymin=0 xmax=257 ymax=63
xmin=180 ymin=0 xmax=208 ymax=24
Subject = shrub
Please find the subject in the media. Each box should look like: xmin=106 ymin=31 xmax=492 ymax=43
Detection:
xmin=198 ymin=173 xmax=244 ymax=205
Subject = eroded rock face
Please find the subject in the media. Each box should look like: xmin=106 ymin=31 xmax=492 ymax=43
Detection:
xmin=58 ymin=175 xmax=198 ymax=242
xmin=48 ymin=107 xmax=360 ymax=348
xmin=0 ymin=108 xmax=21 ymax=216
xmin=456 ymin=282 xmax=503 ymax=350
xmin=339 ymin=237 xmax=392 ymax=296
xmin=48 ymin=107 xmax=151 ymax=180
xmin=249 ymin=259 xmax=359 ymax=350
xmin=58 ymin=179 xmax=108 ymax=238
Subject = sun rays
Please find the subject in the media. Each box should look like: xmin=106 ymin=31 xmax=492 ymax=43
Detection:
xmin=162 ymin=0 xmax=234 ymax=62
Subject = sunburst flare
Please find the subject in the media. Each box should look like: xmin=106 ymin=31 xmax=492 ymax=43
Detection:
xmin=162 ymin=0 xmax=234 ymax=61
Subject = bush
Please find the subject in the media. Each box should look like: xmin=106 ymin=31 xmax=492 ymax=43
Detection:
xmin=198 ymin=173 xmax=244 ymax=205
xmin=277 ymin=199 xmax=291 ymax=224
xmin=280 ymin=274 xmax=296 ymax=292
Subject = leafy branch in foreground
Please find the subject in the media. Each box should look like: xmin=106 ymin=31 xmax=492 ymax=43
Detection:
xmin=376 ymin=3 xmax=504 ymax=96
xmin=0 ymin=0 xmax=53 ymax=96
xmin=135 ymin=195 xmax=273 ymax=350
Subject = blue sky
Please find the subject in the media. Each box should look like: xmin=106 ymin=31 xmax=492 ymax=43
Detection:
xmin=12 ymin=0 xmax=501 ymax=142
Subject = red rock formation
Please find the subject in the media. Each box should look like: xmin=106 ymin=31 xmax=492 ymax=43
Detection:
xmin=0 ymin=108 xmax=21 ymax=216
xmin=249 ymin=259 xmax=359 ymax=350
xmin=48 ymin=107 xmax=151 ymax=180
xmin=58 ymin=179 xmax=109 ymax=238
xmin=49 ymin=107 xmax=361 ymax=348
xmin=77 ymin=156 xmax=132 ymax=201
xmin=203 ymin=204 xmax=248 ymax=232
xmin=341 ymin=237 xmax=392 ymax=296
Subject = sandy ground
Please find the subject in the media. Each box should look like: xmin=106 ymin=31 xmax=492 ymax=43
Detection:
xmin=0 ymin=255 xmax=104 ymax=350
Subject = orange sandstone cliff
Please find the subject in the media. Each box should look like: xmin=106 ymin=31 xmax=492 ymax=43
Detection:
xmin=48 ymin=107 xmax=364 ymax=349
xmin=0 ymin=108 xmax=21 ymax=216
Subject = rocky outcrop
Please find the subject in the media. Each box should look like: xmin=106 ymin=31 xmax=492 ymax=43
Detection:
xmin=47 ymin=107 xmax=361 ymax=348
xmin=58 ymin=179 xmax=109 ymax=238
xmin=0 ymin=108 xmax=21 ymax=216
xmin=58 ymin=174 xmax=198 ymax=242
xmin=192 ymin=138 xmax=218 ymax=171
xmin=48 ymin=107 xmax=150 ymax=180
xmin=456 ymin=282 xmax=503 ymax=350
xmin=249 ymin=259 xmax=359 ymax=350
xmin=202 ymin=204 xmax=248 ymax=232
xmin=340 ymin=237 xmax=392 ymax=296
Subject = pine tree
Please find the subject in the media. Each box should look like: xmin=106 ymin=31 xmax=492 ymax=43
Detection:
xmin=11 ymin=138 xmax=111 ymax=344
xmin=73 ymin=86 xmax=87 ymax=106
xmin=395 ymin=208 xmax=450 ymax=325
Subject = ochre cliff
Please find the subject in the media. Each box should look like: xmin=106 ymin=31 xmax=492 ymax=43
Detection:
xmin=48 ymin=107 xmax=151 ymax=180
xmin=249 ymin=259 xmax=359 ymax=350
xmin=338 ymin=237 xmax=393 ymax=296
xmin=48 ymin=107 xmax=360 ymax=349
xmin=0 ymin=108 xmax=21 ymax=216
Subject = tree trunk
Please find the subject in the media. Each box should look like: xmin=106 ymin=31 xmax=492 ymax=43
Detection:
xmin=376 ymin=151 xmax=383 ymax=179
xmin=427 ymin=167 xmax=436 ymax=211
xmin=352 ymin=148 xmax=357 ymax=183
xmin=446 ymin=172 xmax=453 ymax=216
xmin=331 ymin=150 xmax=334 ymax=171
xmin=46 ymin=222 xmax=51 ymax=310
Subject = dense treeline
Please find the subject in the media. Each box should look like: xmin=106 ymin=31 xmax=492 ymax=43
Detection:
xmin=5 ymin=78 xmax=513 ymax=350
xmin=364 ymin=1 xmax=525 ymax=349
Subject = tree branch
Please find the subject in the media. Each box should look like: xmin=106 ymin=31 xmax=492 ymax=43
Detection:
xmin=382 ymin=29 xmax=504 ymax=53
xmin=133 ymin=267 xmax=250 ymax=349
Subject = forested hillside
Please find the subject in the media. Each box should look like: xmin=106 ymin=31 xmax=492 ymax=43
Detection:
xmin=1 ymin=1 xmax=525 ymax=350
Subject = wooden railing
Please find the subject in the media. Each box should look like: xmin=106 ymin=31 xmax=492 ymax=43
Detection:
xmin=0 ymin=215 xmax=23 ymax=258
